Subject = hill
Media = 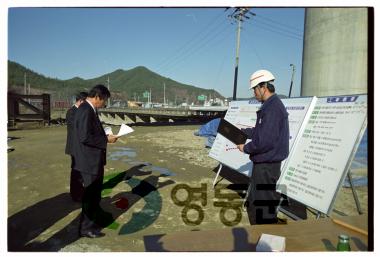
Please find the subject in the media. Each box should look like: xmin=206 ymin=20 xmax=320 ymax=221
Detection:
xmin=8 ymin=61 xmax=225 ymax=105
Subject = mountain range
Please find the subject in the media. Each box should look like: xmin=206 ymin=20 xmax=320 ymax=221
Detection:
xmin=8 ymin=60 xmax=225 ymax=105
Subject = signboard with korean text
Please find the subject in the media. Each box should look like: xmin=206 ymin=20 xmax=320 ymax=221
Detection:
xmin=277 ymin=94 xmax=367 ymax=214
xmin=209 ymin=97 xmax=316 ymax=176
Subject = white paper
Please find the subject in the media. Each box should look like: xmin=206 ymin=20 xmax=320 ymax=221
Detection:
xmin=116 ymin=123 xmax=134 ymax=137
xmin=104 ymin=126 xmax=113 ymax=135
xmin=256 ymin=233 xmax=286 ymax=252
xmin=103 ymin=124 xmax=134 ymax=137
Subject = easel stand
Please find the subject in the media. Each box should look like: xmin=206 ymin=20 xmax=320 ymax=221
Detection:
xmin=212 ymin=163 xmax=250 ymax=208
xmin=212 ymin=163 xmax=224 ymax=188
xmin=347 ymin=169 xmax=363 ymax=215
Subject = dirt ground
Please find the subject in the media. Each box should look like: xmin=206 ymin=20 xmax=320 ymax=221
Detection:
xmin=7 ymin=124 xmax=368 ymax=252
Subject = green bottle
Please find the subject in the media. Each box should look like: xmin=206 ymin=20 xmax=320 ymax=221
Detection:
xmin=337 ymin=234 xmax=351 ymax=251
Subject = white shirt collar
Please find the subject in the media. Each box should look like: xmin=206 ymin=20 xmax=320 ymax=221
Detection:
xmin=86 ymin=99 xmax=97 ymax=113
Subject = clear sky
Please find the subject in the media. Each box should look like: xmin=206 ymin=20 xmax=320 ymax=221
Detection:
xmin=8 ymin=7 xmax=304 ymax=98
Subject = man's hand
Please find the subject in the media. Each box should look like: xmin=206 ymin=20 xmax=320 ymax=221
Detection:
xmin=107 ymin=134 xmax=118 ymax=143
xmin=237 ymin=144 xmax=245 ymax=152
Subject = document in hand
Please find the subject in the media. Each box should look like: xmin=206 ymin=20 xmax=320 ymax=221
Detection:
xmin=104 ymin=126 xmax=113 ymax=135
xmin=116 ymin=123 xmax=134 ymax=137
xmin=217 ymin=118 xmax=247 ymax=145
xmin=103 ymin=124 xmax=134 ymax=137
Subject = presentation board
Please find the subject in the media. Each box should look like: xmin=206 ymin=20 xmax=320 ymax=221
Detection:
xmin=209 ymin=97 xmax=317 ymax=176
xmin=209 ymin=94 xmax=367 ymax=215
xmin=277 ymin=94 xmax=367 ymax=214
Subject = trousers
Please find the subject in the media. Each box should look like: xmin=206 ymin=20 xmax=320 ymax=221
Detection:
xmin=70 ymin=156 xmax=84 ymax=201
xmin=246 ymin=162 xmax=282 ymax=225
xmin=79 ymin=169 xmax=104 ymax=234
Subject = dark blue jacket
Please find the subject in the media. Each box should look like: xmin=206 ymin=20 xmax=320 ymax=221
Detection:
xmin=242 ymin=94 xmax=289 ymax=163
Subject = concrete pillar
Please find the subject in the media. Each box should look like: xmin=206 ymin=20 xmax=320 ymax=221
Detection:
xmin=301 ymin=8 xmax=368 ymax=96
xmin=113 ymin=114 xmax=126 ymax=125
xmin=135 ymin=115 xmax=145 ymax=123
xmin=124 ymin=114 xmax=135 ymax=124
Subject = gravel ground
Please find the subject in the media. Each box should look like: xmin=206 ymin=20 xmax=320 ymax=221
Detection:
xmin=7 ymin=124 xmax=368 ymax=252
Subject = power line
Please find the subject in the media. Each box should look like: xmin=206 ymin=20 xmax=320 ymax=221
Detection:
xmin=240 ymin=31 xmax=264 ymax=67
xmin=157 ymin=18 xmax=233 ymax=74
xmin=253 ymin=17 xmax=303 ymax=38
xmin=213 ymin=51 xmax=229 ymax=90
xmin=245 ymin=19 xmax=303 ymax=41
xmin=255 ymin=13 xmax=303 ymax=33
xmin=161 ymin=23 xmax=234 ymax=75
xmin=155 ymin=10 xmax=227 ymax=72
xmin=156 ymin=18 xmax=230 ymax=74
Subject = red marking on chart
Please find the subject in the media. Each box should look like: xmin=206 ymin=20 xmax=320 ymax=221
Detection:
xmin=225 ymin=146 xmax=239 ymax=151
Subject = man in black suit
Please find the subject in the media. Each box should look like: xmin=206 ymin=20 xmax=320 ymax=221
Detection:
xmin=72 ymin=85 xmax=118 ymax=238
xmin=65 ymin=91 xmax=88 ymax=202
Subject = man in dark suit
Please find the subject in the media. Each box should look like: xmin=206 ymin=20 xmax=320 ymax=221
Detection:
xmin=72 ymin=85 xmax=118 ymax=238
xmin=65 ymin=91 xmax=88 ymax=202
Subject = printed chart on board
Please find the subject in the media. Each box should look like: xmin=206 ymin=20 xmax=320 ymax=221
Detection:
xmin=209 ymin=100 xmax=259 ymax=176
xmin=277 ymin=94 xmax=368 ymax=214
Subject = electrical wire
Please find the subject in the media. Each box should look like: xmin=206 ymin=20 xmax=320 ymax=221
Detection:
xmin=255 ymin=13 xmax=304 ymax=33
xmin=162 ymin=23 xmax=234 ymax=75
xmin=157 ymin=19 xmax=233 ymax=74
xmin=245 ymin=19 xmax=303 ymax=41
xmin=240 ymin=29 xmax=265 ymax=67
xmin=156 ymin=19 xmax=231 ymax=74
xmin=154 ymin=10 xmax=227 ymax=72
xmin=253 ymin=18 xmax=303 ymax=38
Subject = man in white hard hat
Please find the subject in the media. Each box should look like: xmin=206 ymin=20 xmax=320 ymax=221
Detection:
xmin=237 ymin=69 xmax=289 ymax=225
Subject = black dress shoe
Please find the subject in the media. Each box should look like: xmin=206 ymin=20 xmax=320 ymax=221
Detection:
xmin=80 ymin=231 xmax=105 ymax=238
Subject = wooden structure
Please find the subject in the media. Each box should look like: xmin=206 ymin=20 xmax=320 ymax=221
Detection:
xmin=8 ymin=93 xmax=51 ymax=127
xmin=144 ymin=215 xmax=369 ymax=251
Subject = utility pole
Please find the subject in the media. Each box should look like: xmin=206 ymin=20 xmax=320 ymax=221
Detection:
xmin=27 ymin=83 xmax=31 ymax=104
xmin=289 ymin=64 xmax=296 ymax=98
xmin=106 ymin=76 xmax=110 ymax=107
xmin=24 ymin=72 xmax=27 ymax=95
xmin=163 ymin=82 xmax=166 ymax=105
xmin=229 ymin=8 xmax=254 ymax=100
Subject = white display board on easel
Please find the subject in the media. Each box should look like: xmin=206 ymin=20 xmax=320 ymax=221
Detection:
xmin=277 ymin=94 xmax=368 ymax=215
xmin=209 ymin=96 xmax=317 ymax=177
xmin=209 ymin=94 xmax=367 ymax=216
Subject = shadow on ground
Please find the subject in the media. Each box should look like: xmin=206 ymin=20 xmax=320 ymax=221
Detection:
xmin=8 ymin=164 xmax=174 ymax=251
xmin=143 ymin=227 xmax=256 ymax=251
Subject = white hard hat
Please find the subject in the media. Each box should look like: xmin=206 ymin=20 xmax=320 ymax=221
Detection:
xmin=249 ymin=69 xmax=275 ymax=89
